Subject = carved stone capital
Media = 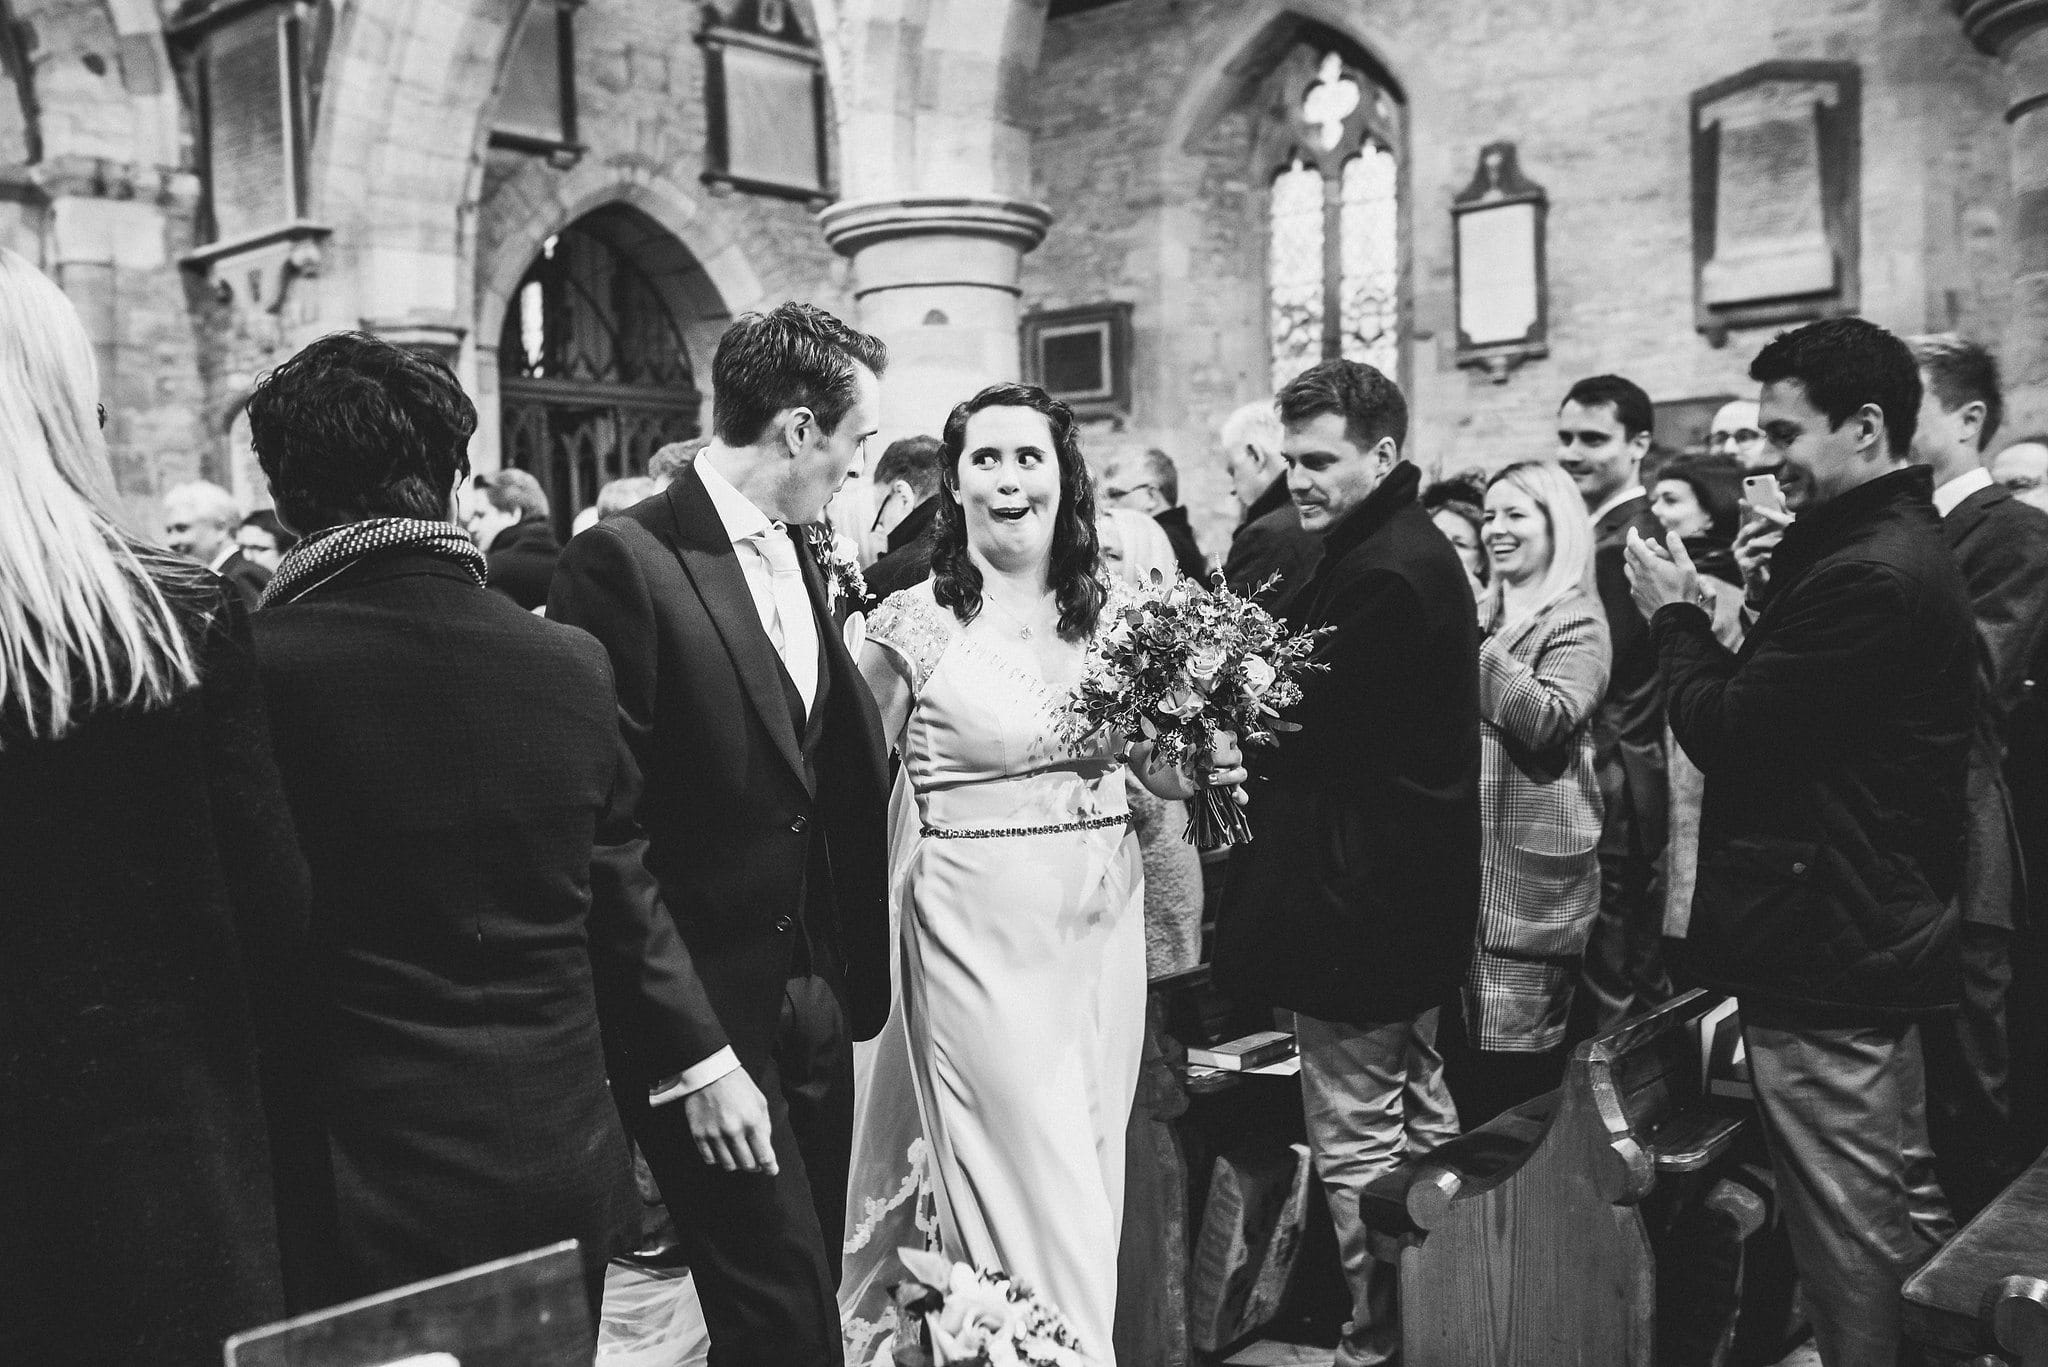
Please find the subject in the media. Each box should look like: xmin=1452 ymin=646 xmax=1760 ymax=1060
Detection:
xmin=1956 ymin=0 xmax=2048 ymax=57
xmin=817 ymin=195 xmax=1053 ymax=260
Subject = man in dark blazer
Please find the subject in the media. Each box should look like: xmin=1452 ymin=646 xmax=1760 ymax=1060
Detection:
xmin=1104 ymin=447 xmax=1209 ymax=582
xmin=1628 ymin=318 xmax=1973 ymax=1366
xmin=1218 ymin=398 xmax=1320 ymax=604
xmin=863 ymin=433 xmax=943 ymax=604
xmin=164 ymin=478 xmax=272 ymax=607
xmin=244 ymin=332 xmax=704 ymax=1319
xmin=550 ymin=303 xmax=891 ymax=1367
xmin=1558 ymin=373 xmax=1673 ymax=1030
xmin=1214 ymin=359 xmax=1479 ymax=1367
xmin=464 ymin=468 xmax=561 ymax=610
xmin=1908 ymin=333 xmax=2048 ymax=1218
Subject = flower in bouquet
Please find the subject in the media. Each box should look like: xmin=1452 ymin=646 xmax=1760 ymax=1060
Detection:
xmin=1060 ymin=571 xmax=1327 ymax=850
xmin=887 ymin=1248 xmax=1092 ymax=1367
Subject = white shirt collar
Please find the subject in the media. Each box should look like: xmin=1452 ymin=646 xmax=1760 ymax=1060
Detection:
xmin=1932 ymin=465 xmax=1994 ymax=518
xmin=208 ymin=544 xmax=238 ymax=574
xmin=694 ymin=448 xmax=778 ymax=547
xmin=1590 ymin=483 xmax=1647 ymax=526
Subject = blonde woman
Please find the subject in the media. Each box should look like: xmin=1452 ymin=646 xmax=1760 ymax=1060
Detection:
xmin=1455 ymin=459 xmax=1611 ymax=1123
xmin=0 ymin=248 xmax=312 ymax=1365
xmin=1099 ymin=507 xmax=1205 ymax=976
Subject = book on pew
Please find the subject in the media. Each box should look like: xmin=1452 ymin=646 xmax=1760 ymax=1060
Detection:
xmin=1187 ymin=1030 xmax=1295 ymax=1072
xmin=1696 ymin=999 xmax=1752 ymax=1100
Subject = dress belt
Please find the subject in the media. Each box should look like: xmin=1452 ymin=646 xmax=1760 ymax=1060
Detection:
xmin=919 ymin=811 xmax=1130 ymax=840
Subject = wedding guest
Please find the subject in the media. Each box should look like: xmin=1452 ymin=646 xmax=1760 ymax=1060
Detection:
xmin=550 ymin=303 xmax=893 ymax=1367
xmin=464 ymin=467 xmax=560 ymax=609
xmin=1219 ymin=399 xmax=1319 ymax=603
xmin=1649 ymin=455 xmax=1743 ymax=587
xmin=573 ymin=474 xmax=661 ymax=537
xmin=1707 ymin=397 xmax=1773 ymax=471
xmin=1627 ymin=317 xmax=1972 ymax=1367
xmin=1422 ymin=477 xmax=1488 ymax=599
xmin=238 ymin=506 xmax=298 ymax=573
xmin=1992 ymin=436 xmax=2048 ymax=493
xmin=246 ymin=331 xmax=698 ymax=1317
xmin=0 ymin=247 xmax=313 ymax=1366
xmin=1100 ymin=507 xmax=1204 ymax=976
xmin=647 ymin=436 xmax=706 ymax=489
xmin=1558 ymin=373 xmax=1672 ymax=1030
xmin=165 ymin=477 xmax=271 ymax=607
xmin=1908 ymin=333 xmax=2048 ymax=1218
xmin=1450 ymin=461 xmax=1610 ymax=1124
xmin=864 ymin=434 xmax=944 ymax=603
xmin=1104 ymin=446 xmax=1208 ymax=582
xmin=1215 ymin=358 xmax=1478 ymax=1367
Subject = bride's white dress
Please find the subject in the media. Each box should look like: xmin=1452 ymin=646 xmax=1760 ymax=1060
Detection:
xmin=840 ymin=583 xmax=1145 ymax=1367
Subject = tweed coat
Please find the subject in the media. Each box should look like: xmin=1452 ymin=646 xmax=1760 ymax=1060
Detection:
xmin=1467 ymin=585 xmax=1611 ymax=1052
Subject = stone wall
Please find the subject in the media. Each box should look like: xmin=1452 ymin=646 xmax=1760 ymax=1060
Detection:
xmin=1025 ymin=0 xmax=2016 ymax=558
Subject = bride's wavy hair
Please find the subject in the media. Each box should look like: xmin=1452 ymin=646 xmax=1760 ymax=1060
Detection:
xmin=929 ymin=382 xmax=1105 ymax=642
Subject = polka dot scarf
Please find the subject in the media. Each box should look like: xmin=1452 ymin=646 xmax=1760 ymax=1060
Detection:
xmin=258 ymin=517 xmax=489 ymax=609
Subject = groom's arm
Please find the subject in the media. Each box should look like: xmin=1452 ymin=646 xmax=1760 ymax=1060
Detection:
xmin=554 ymin=523 xmax=731 ymax=1079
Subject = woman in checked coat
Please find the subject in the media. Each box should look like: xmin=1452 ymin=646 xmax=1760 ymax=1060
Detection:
xmin=1456 ymin=460 xmax=1611 ymax=1124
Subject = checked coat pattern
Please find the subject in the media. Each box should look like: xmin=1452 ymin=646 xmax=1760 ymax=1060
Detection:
xmin=1468 ymin=585 xmax=1612 ymax=1052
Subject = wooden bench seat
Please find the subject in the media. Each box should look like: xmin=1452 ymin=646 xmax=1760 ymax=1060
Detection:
xmin=1904 ymin=1145 xmax=2048 ymax=1366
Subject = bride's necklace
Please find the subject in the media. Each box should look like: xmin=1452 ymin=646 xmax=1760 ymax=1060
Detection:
xmin=982 ymin=587 xmax=1052 ymax=640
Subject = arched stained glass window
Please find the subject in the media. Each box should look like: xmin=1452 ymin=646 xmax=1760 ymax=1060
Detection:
xmin=1265 ymin=48 xmax=1405 ymax=391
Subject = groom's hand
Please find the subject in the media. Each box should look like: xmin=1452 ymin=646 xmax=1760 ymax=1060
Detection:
xmin=685 ymin=1068 xmax=780 ymax=1175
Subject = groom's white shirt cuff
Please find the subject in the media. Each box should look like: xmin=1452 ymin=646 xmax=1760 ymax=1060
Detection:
xmin=648 ymin=1047 xmax=741 ymax=1107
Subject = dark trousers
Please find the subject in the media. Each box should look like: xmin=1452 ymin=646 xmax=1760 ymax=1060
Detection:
xmin=623 ymin=974 xmax=853 ymax=1367
xmin=1579 ymin=837 xmax=1672 ymax=1033
xmin=1439 ymin=1004 xmax=1565 ymax=1130
xmin=1924 ymin=922 xmax=2019 ymax=1221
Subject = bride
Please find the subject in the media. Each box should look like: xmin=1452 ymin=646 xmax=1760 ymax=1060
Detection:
xmin=840 ymin=383 xmax=1242 ymax=1366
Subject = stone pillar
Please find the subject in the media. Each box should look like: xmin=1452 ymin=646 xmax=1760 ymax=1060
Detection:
xmin=818 ymin=194 xmax=1053 ymax=443
xmin=1959 ymin=0 xmax=2048 ymax=431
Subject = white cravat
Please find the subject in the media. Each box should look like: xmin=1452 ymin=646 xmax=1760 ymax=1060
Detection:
xmin=754 ymin=521 xmax=819 ymax=715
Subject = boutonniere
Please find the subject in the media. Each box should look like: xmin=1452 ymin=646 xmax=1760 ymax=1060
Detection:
xmin=803 ymin=523 xmax=868 ymax=614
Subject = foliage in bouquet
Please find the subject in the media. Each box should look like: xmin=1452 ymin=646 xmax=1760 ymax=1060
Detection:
xmin=1061 ymin=572 xmax=1327 ymax=848
xmin=886 ymin=1248 xmax=1092 ymax=1367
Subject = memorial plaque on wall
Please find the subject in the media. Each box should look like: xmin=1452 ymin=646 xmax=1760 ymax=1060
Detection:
xmin=1691 ymin=61 xmax=1859 ymax=339
xmin=206 ymin=7 xmax=294 ymax=243
xmin=1452 ymin=142 xmax=1548 ymax=380
xmin=700 ymin=0 xmax=830 ymax=200
xmin=1024 ymin=303 xmax=1133 ymax=416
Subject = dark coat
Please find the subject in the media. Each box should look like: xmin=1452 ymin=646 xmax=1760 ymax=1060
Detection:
xmin=1215 ymin=462 xmax=1483 ymax=1025
xmin=1154 ymin=504 xmax=1210 ymax=583
xmin=864 ymin=494 xmax=939 ymax=606
xmin=548 ymin=467 xmax=892 ymax=1073
xmin=252 ymin=550 xmax=692 ymax=1311
xmin=1942 ymin=481 xmax=2048 ymax=930
xmin=217 ymin=547 xmax=273 ymax=609
xmin=1223 ymin=476 xmax=1321 ymax=606
xmin=2 ymin=571 xmax=313 ymax=1367
xmin=1655 ymin=467 xmax=1975 ymax=1023
xmin=1592 ymin=493 xmax=1671 ymax=855
xmin=486 ymin=516 xmax=562 ymax=611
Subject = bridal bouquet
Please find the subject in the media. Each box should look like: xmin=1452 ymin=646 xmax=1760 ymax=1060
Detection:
xmin=1062 ymin=572 xmax=1327 ymax=850
xmin=886 ymin=1248 xmax=1092 ymax=1367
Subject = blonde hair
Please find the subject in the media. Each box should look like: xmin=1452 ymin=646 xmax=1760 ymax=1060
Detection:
xmin=0 ymin=248 xmax=200 ymax=742
xmin=1100 ymin=507 xmax=1180 ymax=588
xmin=1484 ymin=460 xmax=1596 ymax=633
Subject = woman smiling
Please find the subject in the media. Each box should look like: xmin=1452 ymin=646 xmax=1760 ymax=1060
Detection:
xmin=1453 ymin=459 xmax=1613 ymax=1123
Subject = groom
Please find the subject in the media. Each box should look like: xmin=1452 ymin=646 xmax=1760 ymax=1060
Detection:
xmin=551 ymin=303 xmax=892 ymax=1365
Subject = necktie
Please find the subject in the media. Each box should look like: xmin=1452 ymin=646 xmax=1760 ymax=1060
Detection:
xmin=756 ymin=523 xmax=819 ymax=715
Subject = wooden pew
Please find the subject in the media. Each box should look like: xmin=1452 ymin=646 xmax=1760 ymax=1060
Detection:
xmin=1361 ymin=990 xmax=1758 ymax=1367
xmin=1904 ymin=1145 xmax=2048 ymax=1366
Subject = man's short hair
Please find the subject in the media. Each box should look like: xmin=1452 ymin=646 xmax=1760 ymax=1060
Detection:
xmin=1909 ymin=333 xmax=2003 ymax=451
xmin=1220 ymin=400 xmax=1285 ymax=466
xmin=241 ymin=506 xmax=298 ymax=554
xmin=594 ymin=475 xmax=658 ymax=518
xmin=247 ymin=331 xmax=476 ymax=533
xmin=1139 ymin=448 xmax=1180 ymax=507
xmin=475 ymin=467 xmax=549 ymax=521
xmin=1751 ymin=317 xmax=1922 ymax=459
xmin=872 ymin=434 xmax=944 ymax=500
xmin=711 ymin=302 xmax=888 ymax=448
xmin=1561 ymin=374 xmax=1654 ymax=441
xmin=1276 ymin=359 xmax=1408 ymax=455
xmin=647 ymin=437 xmax=707 ymax=485
xmin=164 ymin=479 xmax=241 ymax=530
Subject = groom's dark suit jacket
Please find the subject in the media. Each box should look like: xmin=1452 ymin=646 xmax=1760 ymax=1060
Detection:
xmin=550 ymin=467 xmax=892 ymax=1082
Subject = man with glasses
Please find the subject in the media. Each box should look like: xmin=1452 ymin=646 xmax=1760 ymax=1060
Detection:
xmin=1103 ymin=447 xmax=1208 ymax=581
xmin=862 ymin=434 xmax=944 ymax=604
xmin=1708 ymin=397 xmax=1773 ymax=471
